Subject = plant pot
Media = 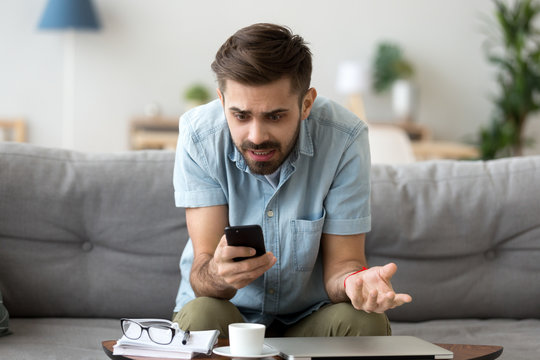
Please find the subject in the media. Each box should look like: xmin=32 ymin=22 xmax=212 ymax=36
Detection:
xmin=392 ymin=79 xmax=415 ymax=122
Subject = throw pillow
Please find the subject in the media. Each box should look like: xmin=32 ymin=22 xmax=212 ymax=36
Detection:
xmin=0 ymin=291 xmax=11 ymax=337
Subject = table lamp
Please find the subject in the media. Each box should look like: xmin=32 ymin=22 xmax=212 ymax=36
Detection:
xmin=38 ymin=0 xmax=101 ymax=149
xmin=335 ymin=61 xmax=370 ymax=121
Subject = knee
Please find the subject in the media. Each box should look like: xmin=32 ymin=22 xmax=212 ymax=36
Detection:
xmin=286 ymin=303 xmax=392 ymax=337
xmin=328 ymin=303 xmax=391 ymax=336
xmin=173 ymin=297 xmax=244 ymax=337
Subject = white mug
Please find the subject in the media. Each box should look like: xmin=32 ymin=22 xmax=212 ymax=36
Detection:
xmin=228 ymin=323 xmax=266 ymax=356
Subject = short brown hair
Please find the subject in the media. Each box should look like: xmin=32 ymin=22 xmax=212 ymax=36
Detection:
xmin=211 ymin=23 xmax=312 ymax=96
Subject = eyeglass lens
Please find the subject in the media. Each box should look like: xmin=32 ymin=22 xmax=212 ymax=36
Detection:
xmin=148 ymin=325 xmax=175 ymax=344
xmin=122 ymin=320 xmax=142 ymax=339
xmin=122 ymin=320 xmax=174 ymax=345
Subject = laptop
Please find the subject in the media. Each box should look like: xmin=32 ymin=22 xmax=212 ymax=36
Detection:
xmin=264 ymin=336 xmax=453 ymax=359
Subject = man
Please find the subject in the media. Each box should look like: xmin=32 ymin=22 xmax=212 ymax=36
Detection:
xmin=172 ymin=23 xmax=411 ymax=337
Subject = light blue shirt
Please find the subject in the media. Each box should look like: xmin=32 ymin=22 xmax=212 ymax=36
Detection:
xmin=173 ymin=97 xmax=371 ymax=325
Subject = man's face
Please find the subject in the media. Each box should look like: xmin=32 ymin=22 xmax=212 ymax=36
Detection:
xmin=218 ymin=78 xmax=316 ymax=175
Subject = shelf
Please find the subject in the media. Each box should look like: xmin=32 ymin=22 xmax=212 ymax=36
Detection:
xmin=130 ymin=116 xmax=178 ymax=150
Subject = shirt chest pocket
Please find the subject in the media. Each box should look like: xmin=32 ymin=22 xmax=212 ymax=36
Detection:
xmin=290 ymin=213 xmax=326 ymax=272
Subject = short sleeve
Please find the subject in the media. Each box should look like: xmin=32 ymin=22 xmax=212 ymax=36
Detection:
xmin=322 ymin=125 xmax=371 ymax=235
xmin=173 ymin=115 xmax=227 ymax=208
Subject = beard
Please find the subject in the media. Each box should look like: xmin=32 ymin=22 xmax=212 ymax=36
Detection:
xmin=237 ymin=121 xmax=301 ymax=175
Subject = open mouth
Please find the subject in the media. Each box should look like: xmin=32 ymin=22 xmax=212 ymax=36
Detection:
xmin=248 ymin=149 xmax=276 ymax=162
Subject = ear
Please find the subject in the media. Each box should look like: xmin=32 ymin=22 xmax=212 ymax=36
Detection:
xmin=301 ymin=88 xmax=317 ymax=120
xmin=217 ymin=88 xmax=225 ymax=106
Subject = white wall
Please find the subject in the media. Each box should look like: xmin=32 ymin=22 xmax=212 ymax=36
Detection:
xmin=1 ymin=0 xmax=539 ymax=153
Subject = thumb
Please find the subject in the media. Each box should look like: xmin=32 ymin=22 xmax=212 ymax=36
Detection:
xmin=381 ymin=262 xmax=398 ymax=280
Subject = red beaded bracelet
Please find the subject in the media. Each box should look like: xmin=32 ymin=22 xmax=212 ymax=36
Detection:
xmin=344 ymin=267 xmax=368 ymax=289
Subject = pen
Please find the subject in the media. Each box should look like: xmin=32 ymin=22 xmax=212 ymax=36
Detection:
xmin=182 ymin=330 xmax=190 ymax=345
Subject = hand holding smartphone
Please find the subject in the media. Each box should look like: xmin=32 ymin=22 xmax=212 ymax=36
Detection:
xmin=225 ymin=225 xmax=266 ymax=262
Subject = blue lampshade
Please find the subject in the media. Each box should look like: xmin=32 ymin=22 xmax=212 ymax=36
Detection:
xmin=38 ymin=0 xmax=100 ymax=30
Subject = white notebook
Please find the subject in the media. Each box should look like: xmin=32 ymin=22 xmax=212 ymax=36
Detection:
xmin=113 ymin=318 xmax=219 ymax=359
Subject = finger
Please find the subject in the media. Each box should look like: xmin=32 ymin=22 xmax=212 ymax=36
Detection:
xmin=363 ymin=289 xmax=378 ymax=313
xmin=350 ymin=291 xmax=367 ymax=312
xmin=218 ymin=234 xmax=228 ymax=246
xmin=230 ymin=272 xmax=261 ymax=288
xmin=345 ymin=274 xmax=363 ymax=298
xmin=380 ymin=263 xmax=398 ymax=280
xmin=383 ymin=294 xmax=413 ymax=309
xmin=228 ymin=246 xmax=257 ymax=260
xmin=379 ymin=291 xmax=396 ymax=311
xmin=230 ymin=254 xmax=266 ymax=273
xmin=221 ymin=264 xmax=260 ymax=289
xmin=394 ymin=293 xmax=413 ymax=305
xmin=214 ymin=236 xmax=232 ymax=262
xmin=352 ymin=273 xmax=364 ymax=290
xmin=224 ymin=253 xmax=276 ymax=288
xmin=214 ymin=235 xmax=227 ymax=253
xmin=248 ymin=253 xmax=277 ymax=273
xmin=218 ymin=250 xmax=259 ymax=275
xmin=346 ymin=277 xmax=365 ymax=310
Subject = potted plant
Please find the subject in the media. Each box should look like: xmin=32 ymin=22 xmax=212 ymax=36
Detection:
xmin=477 ymin=0 xmax=540 ymax=159
xmin=184 ymin=83 xmax=212 ymax=108
xmin=372 ymin=42 xmax=416 ymax=121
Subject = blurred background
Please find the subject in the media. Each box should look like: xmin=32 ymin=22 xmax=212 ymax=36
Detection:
xmin=1 ymin=0 xmax=539 ymax=161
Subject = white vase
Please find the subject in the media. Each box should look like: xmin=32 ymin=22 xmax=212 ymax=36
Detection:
xmin=392 ymin=79 xmax=414 ymax=121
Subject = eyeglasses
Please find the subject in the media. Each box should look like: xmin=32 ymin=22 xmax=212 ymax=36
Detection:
xmin=120 ymin=318 xmax=179 ymax=345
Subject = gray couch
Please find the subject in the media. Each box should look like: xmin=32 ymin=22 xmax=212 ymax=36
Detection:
xmin=1 ymin=142 xmax=539 ymax=360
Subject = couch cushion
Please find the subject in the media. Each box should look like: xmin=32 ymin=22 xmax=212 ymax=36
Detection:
xmin=3 ymin=318 xmax=121 ymax=360
xmin=368 ymin=156 xmax=540 ymax=321
xmin=392 ymin=318 xmax=540 ymax=360
xmin=0 ymin=143 xmax=187 ymax=318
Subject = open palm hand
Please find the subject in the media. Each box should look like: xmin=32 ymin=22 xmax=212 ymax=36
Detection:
xmin=345 ymin=263 xmax=412 ymax=313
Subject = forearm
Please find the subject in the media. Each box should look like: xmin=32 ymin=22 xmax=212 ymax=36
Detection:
xmin=322 ymin=233 xmax=368 ymax=304
xmin=190 ymin=252 xmax=237 ymax=299
xmin=185 ymin=206 xmax=235 ymax=298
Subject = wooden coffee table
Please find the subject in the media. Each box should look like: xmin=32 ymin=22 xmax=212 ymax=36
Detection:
xmin=102 ymin=339 xmax=503 ymax=360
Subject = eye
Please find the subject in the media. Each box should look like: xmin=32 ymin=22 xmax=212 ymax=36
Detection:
xmin=268 ymin=113 xmax=283 ymax=121
xmin=234 ymin=112 xmax=249 ymax=121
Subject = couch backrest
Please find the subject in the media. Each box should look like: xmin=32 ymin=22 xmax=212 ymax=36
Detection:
xmin=368 ymin=156 xmax=540 ymax=321
xmin=0 ymin=143 xmax=187 ymax=319
xmin=2 ymin=143 xmax=539 ymax=322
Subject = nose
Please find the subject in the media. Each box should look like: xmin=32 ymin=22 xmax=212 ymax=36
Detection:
xmin=247 ymin=119 xmax=269 ymax=145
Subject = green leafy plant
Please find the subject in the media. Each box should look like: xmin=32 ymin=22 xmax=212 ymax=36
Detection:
xmin=477 ymin=0 xmax=540 ymax=159
xmin=184 ymin=84 xmax=211 ymax=105
xmin=372 ymin=42 xmax=414 ymax=93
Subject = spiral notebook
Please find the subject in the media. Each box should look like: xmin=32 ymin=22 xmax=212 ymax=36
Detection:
xmin=113 ymin=318 xmax=219 ymax=359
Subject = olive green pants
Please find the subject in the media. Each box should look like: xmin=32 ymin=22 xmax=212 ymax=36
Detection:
xmin=172 ymin=297 xmax=391 ymax=338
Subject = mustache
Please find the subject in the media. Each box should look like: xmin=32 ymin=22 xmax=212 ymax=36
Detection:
xmin=241 ymin=141 xmax=280 ymax=150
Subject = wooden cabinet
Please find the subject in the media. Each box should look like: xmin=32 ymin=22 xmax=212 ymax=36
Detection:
xmin=129 ymin=117 xmax=179 ymax=150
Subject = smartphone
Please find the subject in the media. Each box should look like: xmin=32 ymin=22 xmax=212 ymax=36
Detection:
xmin=225 ymin=225 xmax=266 ymax=262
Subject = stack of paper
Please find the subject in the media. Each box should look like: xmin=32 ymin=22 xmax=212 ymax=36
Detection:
xmin=113 ymin=321 xmax=219 ymax=359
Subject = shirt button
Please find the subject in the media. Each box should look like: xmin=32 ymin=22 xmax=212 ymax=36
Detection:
xmin=267 ymin=210 xmax=274 ymax=218
xmin=268 ymin=288 xmax=275 ymax=295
